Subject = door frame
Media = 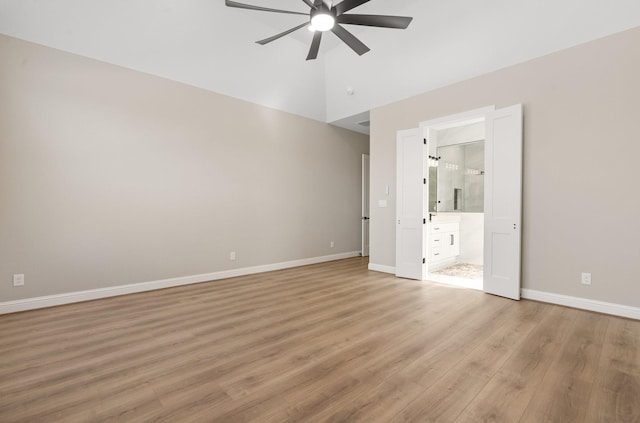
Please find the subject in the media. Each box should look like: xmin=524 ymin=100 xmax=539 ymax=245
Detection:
xmin=418 ymin=107 xmax=494 ymax=287
xmin=361 ymin=154 xmax=370 ymax=257
xmin=419 ymin=107 xmax=495 ymax=134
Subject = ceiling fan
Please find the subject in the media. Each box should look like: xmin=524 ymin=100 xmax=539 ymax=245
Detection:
xmin=225 ymin=0 xmax=413 ymax=60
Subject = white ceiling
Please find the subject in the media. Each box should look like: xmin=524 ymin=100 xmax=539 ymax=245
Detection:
xmin=1 ymin=0 xmax=640 ymax=135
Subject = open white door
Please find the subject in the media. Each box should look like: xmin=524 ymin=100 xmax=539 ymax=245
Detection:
xmin=361 ymin=154 xmax=370 ymax=256
xmin=484 ymin=104 xmax=523 ymax=300
xmin=396 ymin=128 xmax=427 ymax=280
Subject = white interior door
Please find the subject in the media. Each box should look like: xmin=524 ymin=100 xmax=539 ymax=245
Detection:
xmin=396 ymin=128 xmax=426 ymax=280
xmin=361 ymin=154 xmax=370 ymax=257
xmin=483 ymin=104 xmax=523 ymax=300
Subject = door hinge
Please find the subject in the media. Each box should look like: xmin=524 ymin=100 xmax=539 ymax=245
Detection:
xmin=424 ymin=138 xmax=427 ymax=144
xmin=423 ymin=178 xmax=427 ymax=184
xmin=423 ymin=218 xmax=426 ymax=224
xmin=423 ymin=258 xmax=426 ymax=264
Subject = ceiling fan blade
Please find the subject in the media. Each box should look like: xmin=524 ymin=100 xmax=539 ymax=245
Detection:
xmin=337 ymin=14 xmax=413 ymax=29
xmin=301 ymin=0 xmax=316 ymax=8
xmin=333 ymin=0 xmax=370 ymax=15
xmin=225 ymin=0 xmax=308 ymax=16
xmin=331 ymin=24 xmax=370 ymax=56
xmin=256 ymin=22 xmax=309 ymax=45
xmin=306 ymin=31 xmax=323 ymax=60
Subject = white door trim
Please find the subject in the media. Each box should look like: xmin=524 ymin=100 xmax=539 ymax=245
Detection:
xmin=419 ymin=106 xmax=495 ymax=132
xmin=361 ymin=154 xmax=370 ymax=257
xmin=418 ymin=106 xmax=495 ymax=284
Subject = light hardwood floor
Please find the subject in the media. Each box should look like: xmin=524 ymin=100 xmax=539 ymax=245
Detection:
xmin=1 ymin=257 xmax=639 ymax=422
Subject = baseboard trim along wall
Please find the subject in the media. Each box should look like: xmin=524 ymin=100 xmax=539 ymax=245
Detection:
xmin=368 ymin=263 xmax=396 ymax=274
xmin=5 ymin=259 xmax=637 ymax=320
xmin=521 ymin=289 xmax=640 ymax=320
xmin=365 ymin=266 xmax=639 ymax=320
xmin=0 ymin=251 xmax=360 ymax=315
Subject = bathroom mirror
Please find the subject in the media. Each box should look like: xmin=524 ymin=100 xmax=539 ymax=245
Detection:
xmin=436 ymin=140 xmax=484 ymax=212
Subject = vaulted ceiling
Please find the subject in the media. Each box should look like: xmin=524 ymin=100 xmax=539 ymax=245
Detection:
xmin=1 ymin=0 xmax=639 ymax=134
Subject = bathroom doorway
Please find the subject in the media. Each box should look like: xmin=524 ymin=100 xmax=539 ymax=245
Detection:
xmin=396 ymin=105 xmax=523 ymax=300
xmin=424 ymin=118 xmax=486 ymax=291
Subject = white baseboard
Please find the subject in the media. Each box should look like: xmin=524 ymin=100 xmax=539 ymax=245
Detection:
xmin=0 ymin=251 xmax=360 ymax=315
xmin=521 ymin=289 xmax=640 ymax=320
xmin=368 ymin=263 xmax=396 ymax=274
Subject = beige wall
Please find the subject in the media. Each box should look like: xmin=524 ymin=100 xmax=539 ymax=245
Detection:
xmin=370 ymin=26 xmax=640 ymax=307
xmin=0 ymin=35 xmax=369 ymax=302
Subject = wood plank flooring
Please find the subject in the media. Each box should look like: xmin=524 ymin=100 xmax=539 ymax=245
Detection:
xmin=1 ymin=257 xmax=639 ymax=422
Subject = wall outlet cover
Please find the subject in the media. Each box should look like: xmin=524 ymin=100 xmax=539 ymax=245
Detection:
xmin=13 ymin=274 xmax=25 ymax=287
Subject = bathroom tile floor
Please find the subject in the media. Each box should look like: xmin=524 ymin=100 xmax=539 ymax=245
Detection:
xmin=432 ymin=263 xmax=484 ymax=280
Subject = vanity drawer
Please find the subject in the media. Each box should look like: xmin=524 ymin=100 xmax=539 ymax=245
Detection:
xmin=430 ymin=235 xmax=443 ymax=248
xmin=429 ymin=223 xmax=459 ymax=233
xmin=430 ymin=247 xmax=442 ymax=261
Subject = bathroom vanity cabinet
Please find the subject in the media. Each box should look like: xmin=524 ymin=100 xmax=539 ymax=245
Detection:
xmin=428 ymin=221 xmax=460 ymax=269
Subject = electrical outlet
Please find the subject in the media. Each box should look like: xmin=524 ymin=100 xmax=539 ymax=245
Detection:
xmin=229 ymin=251 xmax=236 ymax=261
xmin=330 ymin=241 xmax=335 ymax=248
xmin=13 ymin=274 xmax=25 ymax=287
xmin=581 ymin=272 xmax=592 ymax=285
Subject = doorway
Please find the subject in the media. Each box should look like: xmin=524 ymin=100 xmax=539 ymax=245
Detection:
xmin=425 ymin=120 xmax=486 ymax=291
xmin=396 ymin=105 xmax=523 ymax=300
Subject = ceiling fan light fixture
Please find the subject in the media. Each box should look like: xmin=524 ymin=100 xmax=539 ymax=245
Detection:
xmin=310 ymin=13 xmax=335 ymax=32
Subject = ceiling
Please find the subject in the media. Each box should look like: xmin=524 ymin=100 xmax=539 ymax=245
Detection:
xmin=1 ymin=0 xmax=639 ymax=135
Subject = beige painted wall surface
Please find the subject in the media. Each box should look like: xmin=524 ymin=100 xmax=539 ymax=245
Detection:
xmin=370 ymin=26 xmax=640 ymax=307
xmin=0 ymin=35 xmax=368 ymax=302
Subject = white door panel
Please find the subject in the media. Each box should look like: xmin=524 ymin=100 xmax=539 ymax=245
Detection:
xmin=396 ymin=128 xmax=426 ymax=280
xmin=483 ymin=104 xmax=523 ymax=300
